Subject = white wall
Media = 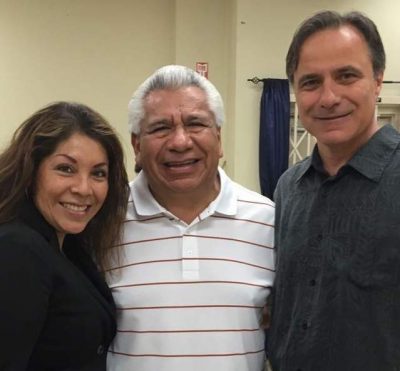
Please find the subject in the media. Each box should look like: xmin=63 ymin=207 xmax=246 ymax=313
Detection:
xmin=233 ymin=0 xmax=400 ymax=191
xmin=0 ymin=0 xmax=175 ymax=178
xmin=174 ymin=0 xmax=234 ymax=174
xmin=1 ymin=0 xmax=399 ymax=190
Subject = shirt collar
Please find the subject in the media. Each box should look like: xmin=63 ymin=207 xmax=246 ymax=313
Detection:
xmin=296 ymin=125 xmax=400 ymax=183
xmin=203 ymin=167 xmax=237 ymax=217
xmin=294 ymin=155 xmax=313 ymax=183
xmin=130 ymin=171 xmax=165 ymax=216
xmin=347 ymin=125 xmax=400 ymax=181
xmin=131 ymin=167 xmax=237 ymax=218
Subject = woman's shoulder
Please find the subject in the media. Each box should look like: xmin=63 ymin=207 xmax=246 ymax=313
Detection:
xmin=0 ymin=220 xmax=55 ymax=263
xmin=0 ymin=220 xmax=46 ymax=244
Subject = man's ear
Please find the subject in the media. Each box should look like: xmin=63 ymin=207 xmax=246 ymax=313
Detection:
xmin=217 ymin=127 xmax=223 ymax=159
xmin=375 ymin=71 xmax=384 ymax=97
xmin=131 ymin=133 xmax=141 ymax=166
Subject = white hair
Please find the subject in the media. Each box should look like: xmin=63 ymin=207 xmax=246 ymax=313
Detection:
xmin=128 ymin=65 xmax=225 ymax=134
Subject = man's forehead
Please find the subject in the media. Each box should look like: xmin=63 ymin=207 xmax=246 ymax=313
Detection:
xmin=300 ymin=26 xmax=368 ymax=56
xmin=143 ymin=86 xmax=211 ymax=113
xmin=145 ymin=86 xmax=206 ymax=101
xmin=295 ymin=25 xmax=371 ymax=74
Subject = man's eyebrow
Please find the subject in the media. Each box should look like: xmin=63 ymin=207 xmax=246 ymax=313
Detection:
xmin=335 ymin=65 xmax=362 ymax=74
xmin=146 ymin=118 xmax=170 ymax=126
xmin=185 ymin=114 xmax=205 ymax=120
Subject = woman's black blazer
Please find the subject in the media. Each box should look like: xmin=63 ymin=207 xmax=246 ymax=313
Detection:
xmin=0 ymin=201 xmax=116 ymax=370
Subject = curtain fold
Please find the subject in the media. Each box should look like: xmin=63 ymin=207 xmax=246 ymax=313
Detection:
xmin=259 ymin=78 xmax=290 ymax=199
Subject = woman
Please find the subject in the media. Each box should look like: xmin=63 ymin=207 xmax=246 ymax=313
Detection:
xmin=0 ymin=102 xmax=129 ymax=370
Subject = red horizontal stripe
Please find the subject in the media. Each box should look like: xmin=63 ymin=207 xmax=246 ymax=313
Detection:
xmin=113 ymin=280 xmax=271 ymax=289
xmin=108 ymin=257 xmax=274 ymax=272
xmin=210 ymin=214 xmax=274 ymax=228
xmin=106 ymin=258 xmax=182 ymax=272
xmin=116 ymin=234 xmax=272 ymax=250
xmin=108 ymin=348 xmax=265 ymax=358
xmin=128 ymin=197 xmax=273 ymax=208
xmin=183 ymin=234 xmax=272 ymax=249
xmin=117 ymin=328 xmax=260 ymax=334
xmin=124 ymin=215 xmax=166 ymax=223
xmin=238 ymin=198 xmax=274 ymax=208
xmin=118 ymin=235 xmax=181 ymax=247
xmin=117 ymin=304 xmax=264 ymax=310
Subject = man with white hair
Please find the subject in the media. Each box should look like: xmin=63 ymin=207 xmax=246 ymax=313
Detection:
xmin=106 ymin=65 xmax=275 ymax=371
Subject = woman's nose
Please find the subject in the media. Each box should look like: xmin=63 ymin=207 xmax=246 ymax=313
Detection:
xmin=71 ymin=175 xmax=93 ymax=196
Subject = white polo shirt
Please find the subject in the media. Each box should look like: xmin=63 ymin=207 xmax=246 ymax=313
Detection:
xmin=107 ymin=168 xmax=275 ymax=371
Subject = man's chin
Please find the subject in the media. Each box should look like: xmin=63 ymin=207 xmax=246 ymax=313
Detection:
xmin=165 ymin=180 xmax=201 ymax=194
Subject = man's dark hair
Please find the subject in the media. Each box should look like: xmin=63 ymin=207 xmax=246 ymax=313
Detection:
xmin=286 ymin=10 xmax=386 ymax=83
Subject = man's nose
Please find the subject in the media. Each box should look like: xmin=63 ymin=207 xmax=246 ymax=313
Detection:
xmin=167 ymin=125 xmax=193 ymax=151
xmin=319 ymin=80 xmax=341 ymax=109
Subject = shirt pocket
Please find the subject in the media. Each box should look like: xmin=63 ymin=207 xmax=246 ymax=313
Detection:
xmin=347 ymin=233 xmax=400 ymax=289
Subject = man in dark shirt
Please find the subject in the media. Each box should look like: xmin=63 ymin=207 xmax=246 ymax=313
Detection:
xmin=269 ymin=10 xmax=400 ymax=371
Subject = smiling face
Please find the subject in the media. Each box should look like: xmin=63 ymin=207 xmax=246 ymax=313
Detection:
xmin=34 ymin=132 xmax=109 ymax=247
xmin=132 ymin=86 xmax=223 ymax=205
xmin=293 ymin=25 xmax=383 ymax=155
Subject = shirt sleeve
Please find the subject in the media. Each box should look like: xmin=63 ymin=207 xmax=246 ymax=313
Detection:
xmin=0 ymin=229 xmax=52 ymax=370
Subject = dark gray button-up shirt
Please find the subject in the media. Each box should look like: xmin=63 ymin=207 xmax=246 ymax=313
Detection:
xmin=269 ymin=125 xmax=400 ymax=371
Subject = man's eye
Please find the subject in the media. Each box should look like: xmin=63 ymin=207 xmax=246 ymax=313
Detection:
xmin=300 ymin=79 xmax=319 ymax=90
xmin=338 ymin=72 xmax=357 ymax=83
xmin=188 ymin=122 xmax=205 ymax=126
xmin=147 ymin=125 xmax=170 ymax=134
xmin=186 ymin=122 xmax=208 ymax=132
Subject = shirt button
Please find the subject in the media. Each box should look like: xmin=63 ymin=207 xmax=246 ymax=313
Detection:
xmin=97 ymin=344 xmax=104 ymax=355
xmin=309 ymin=279 xmax=316 ymax=286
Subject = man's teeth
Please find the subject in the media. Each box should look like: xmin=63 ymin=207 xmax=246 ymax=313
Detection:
xmin=167 ymin=160 xmax=196 ymax=166
xmin=62 ymin=203 xmax=88 ymax=211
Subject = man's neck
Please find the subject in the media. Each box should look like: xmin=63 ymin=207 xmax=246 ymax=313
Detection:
xmin=318 ymin=124 xmax=380 ymax=176
xmin=318 ymin=148 xmax=351 ymax=176
xmin=150 ymin=178 xmax=221 ymax=225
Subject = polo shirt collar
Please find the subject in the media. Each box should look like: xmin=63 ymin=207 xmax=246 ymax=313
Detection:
xmin=296 ymin=125 xmax=400 ymax=182
xmin=206 ymin=167 xmax=237 ymax=216
xmin=130 ymin=171 xmax=165 ymax=216
xmin=131 ymin=167 xmax=237 ymax=218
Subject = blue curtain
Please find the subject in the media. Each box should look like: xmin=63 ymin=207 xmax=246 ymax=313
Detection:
xmin=259 ymin=78 xmax=290 ymax=199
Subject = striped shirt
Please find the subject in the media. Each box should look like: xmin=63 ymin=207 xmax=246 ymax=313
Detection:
xmin=106 ymin=168 xmax=275 ymax=371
